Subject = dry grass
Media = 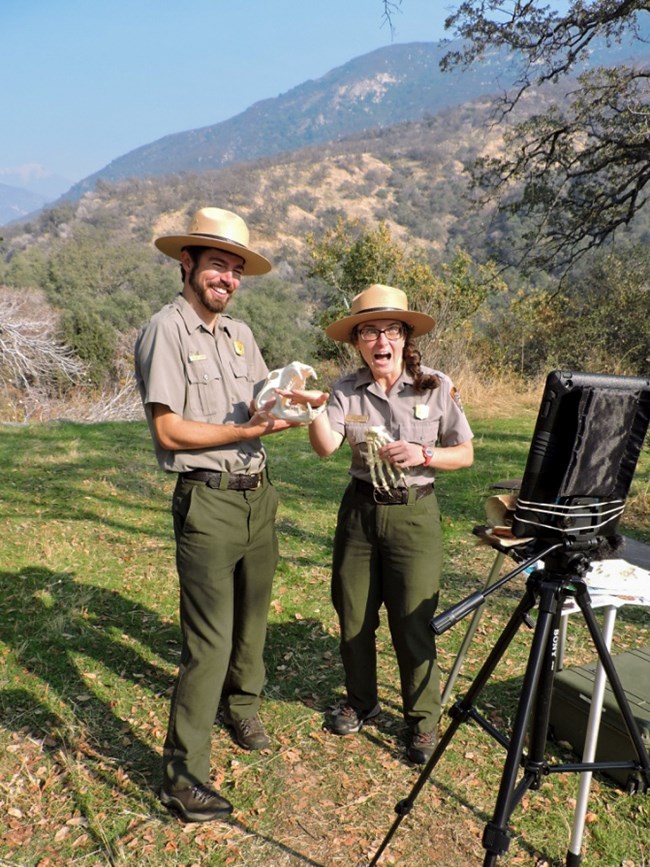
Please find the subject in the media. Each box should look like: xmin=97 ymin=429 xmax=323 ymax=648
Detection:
xmin=453 ymin=371 xmax=545 ymax=420
xmin=0 ymin=392 xmax=648 ymax=867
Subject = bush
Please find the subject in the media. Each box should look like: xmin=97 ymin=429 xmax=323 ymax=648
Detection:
xmin=59 ymin=309 xmax=117 ymax=387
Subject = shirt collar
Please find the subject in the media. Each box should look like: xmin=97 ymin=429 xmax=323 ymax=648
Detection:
xmin=174 ymin=293 xmax=207 ymax=334
xmin=174 ymin=294 xmax=233 ymax=337
xmin=352 ymin=365 xmax=415 ymax=391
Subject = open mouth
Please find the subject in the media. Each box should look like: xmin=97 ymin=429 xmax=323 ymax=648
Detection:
xmin=208 ymin=284 xmax=230 ymax=299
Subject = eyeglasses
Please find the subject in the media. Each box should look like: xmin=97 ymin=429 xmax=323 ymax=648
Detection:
xmin=357 ymin=324 xmax=405 ymax=342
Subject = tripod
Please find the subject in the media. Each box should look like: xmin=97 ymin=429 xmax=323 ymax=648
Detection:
xmin=368 ymin=541 xmax=650 ymax=867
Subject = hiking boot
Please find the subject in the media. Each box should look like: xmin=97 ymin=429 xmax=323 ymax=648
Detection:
xmin=407 ymin=729 xmax=438 ymax=764
xmin=330 ymin=703 xmax=381 ymax=735
xmin=224 ymin=712 xmax=270 ymax=750
xmin=160 ymin=782 xmax=233 ymax=823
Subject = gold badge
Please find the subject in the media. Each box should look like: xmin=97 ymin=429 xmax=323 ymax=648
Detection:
xmin=414 ymin=404 xmax=429 ymax=420
xmin=233 ymin=340 xmax=245 ymax=356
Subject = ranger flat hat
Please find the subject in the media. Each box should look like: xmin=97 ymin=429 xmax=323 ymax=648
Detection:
xmin=325 ymin=284 xmax=435 ymax=343
xmin=154 ymin=207 xmax=272 ymax=275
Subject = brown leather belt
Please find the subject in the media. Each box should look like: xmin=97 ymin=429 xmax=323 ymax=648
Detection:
xmin=180 ymin=470 xmax=263 ymax=490
xmin=354 ymin=478 xmax=434 ymax=505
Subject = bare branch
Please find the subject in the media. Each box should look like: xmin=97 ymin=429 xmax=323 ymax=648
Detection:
xmin=0 ymin=289 xmax=86 ymax=389
xmin=381 ymin=0 xmax=404 ymax=38
xmin=441 ymin=3 xmax=650 ymax=274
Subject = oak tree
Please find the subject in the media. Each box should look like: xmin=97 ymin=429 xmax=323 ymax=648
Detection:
xmin=439 ymin=1 xmax=650 ymax=275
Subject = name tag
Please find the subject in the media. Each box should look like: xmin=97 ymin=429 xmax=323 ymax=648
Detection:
xmin=189 ymin=352 xmax=207 ymax=362
xmin=345 ymin=414 xmax=369 ymax=423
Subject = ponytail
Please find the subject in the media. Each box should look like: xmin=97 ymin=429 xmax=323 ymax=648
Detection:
xmin=403 ymin=327 xmax=440 ymax=392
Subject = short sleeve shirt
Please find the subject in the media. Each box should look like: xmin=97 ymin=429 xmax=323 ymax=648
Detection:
xmin=134 ymin=294 xmax=269 ymax=474
xmin=327 ymin=365 xmax=473 ymax=487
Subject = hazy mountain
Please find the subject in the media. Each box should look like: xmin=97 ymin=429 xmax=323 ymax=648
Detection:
xmin=61 ymin=28 xmax=650 ymax=202
xmin=65 ymin=41 xmax=500 ymax=200
xmin=4 ymin=26 xmax=649 ymax=222
xmin=0 ymin=183 xmax=49 ymax=226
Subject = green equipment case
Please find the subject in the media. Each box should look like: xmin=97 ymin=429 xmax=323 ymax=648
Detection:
xmin=549 ymin=646 xmax=650 ymax=790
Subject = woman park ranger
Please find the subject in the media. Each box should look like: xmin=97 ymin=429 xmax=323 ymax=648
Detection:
xmin=284 ymin=284 xmax=474 ymax=764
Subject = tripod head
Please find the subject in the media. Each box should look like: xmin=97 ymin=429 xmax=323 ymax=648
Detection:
xmin=431 ymin=535 xmax=607 ymax=637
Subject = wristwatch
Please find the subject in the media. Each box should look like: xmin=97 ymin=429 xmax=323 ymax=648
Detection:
xmin=422 ymin=446 xmax=434 ymax=468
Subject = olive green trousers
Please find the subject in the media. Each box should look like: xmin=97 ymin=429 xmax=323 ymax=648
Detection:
xmin=163 ymin=475 xmax=279 ymax=787
xmin=331 ymin=479 xmax=443 ymax=733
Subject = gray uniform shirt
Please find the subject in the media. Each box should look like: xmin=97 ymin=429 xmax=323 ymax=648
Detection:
xmin=327 ymin=366 xmax=473 ymax=487
xmin=134 ymin=294 xmax=269 ymax=474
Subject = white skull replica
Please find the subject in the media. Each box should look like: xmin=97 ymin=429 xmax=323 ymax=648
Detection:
xmin=255 ymin=361 xmax=326 ymax=422
xmin=365 ymin=426 xmax=405 ymax=489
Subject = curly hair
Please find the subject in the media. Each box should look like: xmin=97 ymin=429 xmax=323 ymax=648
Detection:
xmin=403 ymin=326 xmax=440 ymax=392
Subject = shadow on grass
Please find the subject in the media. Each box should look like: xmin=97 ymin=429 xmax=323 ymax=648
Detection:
xmin=365 ymin=762 xmax=550 ymax=867
xmin=0 ymin=566 xmax=177 ymax=793
xmin=378 ymin=706 xmax=637 ymax=867
xmin=264 ymin=618 xmax=340 ymax=710
xmin=275 ymin=516 xmax=335 ymax=561
xmin=0 ymin=420 xmax=171 ymax=539
xmin=0 ymin=577 xmax=345 ymax=865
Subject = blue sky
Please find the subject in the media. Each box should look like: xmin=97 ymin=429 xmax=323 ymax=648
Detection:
xmin=3 ymin=0 xmax=453 ymax=195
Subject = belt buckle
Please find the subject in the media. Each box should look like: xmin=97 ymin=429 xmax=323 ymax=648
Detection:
xmin=240 ymin=473 xmax=261 ymax=490
xmin=373 ymin=486 xmax=403 ymax=505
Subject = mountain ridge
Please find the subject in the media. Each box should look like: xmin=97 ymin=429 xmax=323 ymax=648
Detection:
xmin=3 ymin=25 xmax=649 ymax=226
xmin=64 ymin=41 xmax=504 ymax=199
xmin=61 ymin=25 xmax=650 ymax=201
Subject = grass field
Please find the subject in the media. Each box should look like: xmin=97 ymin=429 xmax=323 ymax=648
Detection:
xmin=0 ymin=402 xmax=648 ymax=866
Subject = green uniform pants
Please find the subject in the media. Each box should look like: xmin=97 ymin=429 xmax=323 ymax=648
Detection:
xmin=163 ymin=474 xmax=279 ymax=787
xmin=331 ymin=479 xmax=443 ymax=733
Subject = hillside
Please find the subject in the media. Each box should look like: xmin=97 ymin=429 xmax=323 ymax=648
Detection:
xmin=2 ymin=96 xmax=505 ymax=278
xmin=2 ymin=25 xmax=649 ymax=413
xmin=63 ymin=27 xmax=650 ymax=201
xmin=62 ymin=40 xmax=516 ymax=201
xmin=5 ymin=76 xmax=649 ymax=297
xmin=3 ymin=18 xmax=646 ymax=222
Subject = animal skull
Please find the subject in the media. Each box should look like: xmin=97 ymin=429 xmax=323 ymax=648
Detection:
xmin=255 ymin=361 xmax=326 ymax=422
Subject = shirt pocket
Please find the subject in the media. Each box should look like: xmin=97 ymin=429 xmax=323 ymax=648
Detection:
xmin=229 ymin=358 xmax=255 ymax=383
xmin=344 ymin=423 xmax=376 ymax=473
xmin=185 ymin=358 xmax=223 ymax=418
xmin=345 ymin=422 xmax=371 ymax=446
xmin=400 ymin=418 xmax=440 ymax=446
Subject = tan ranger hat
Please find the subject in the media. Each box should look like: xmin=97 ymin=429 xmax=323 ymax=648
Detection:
xmin=154 ymin=207 xmax=272 ymax=275
xmin=325 ymin=284 xmax=435 ymax=343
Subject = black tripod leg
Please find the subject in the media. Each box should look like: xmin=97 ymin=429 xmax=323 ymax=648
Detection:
xmin=524 ymin=597 xmax=565 ymax=780
xmin=368 ymin=586 xmax=539 ymax=867
xmin=482 ymin=579 xmax=563 ymax=867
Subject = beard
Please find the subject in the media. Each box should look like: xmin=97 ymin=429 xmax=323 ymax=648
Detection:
xmin=188 ymin=265 xmax=230 ymax=314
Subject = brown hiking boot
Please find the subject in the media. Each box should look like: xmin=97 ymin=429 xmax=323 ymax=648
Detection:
xmin=407 ymin=729 xmax=438 ymax=764
xmin=160 ymin=782 xmax=233 ymax=823
xmin=329 ymin=703 xmax=381 ymax=735
xmin=224 ymin=712 xmax=270 ymax=750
